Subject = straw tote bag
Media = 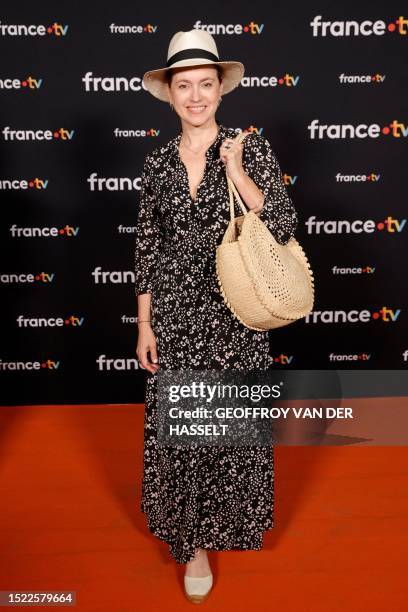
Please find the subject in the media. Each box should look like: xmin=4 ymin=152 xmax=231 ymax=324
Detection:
xmin=215 ymin=131 xmax=315 ymax=331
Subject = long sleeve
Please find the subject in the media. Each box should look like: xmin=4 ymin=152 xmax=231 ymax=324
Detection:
xmin=134 ymin=154 xmax=163 ymax=296
xmin=242 ymin=133 xmax=298 ymax=245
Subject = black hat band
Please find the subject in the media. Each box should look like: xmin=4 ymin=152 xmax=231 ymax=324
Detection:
xmin=166 ymin=48 xmax=219 ymax=68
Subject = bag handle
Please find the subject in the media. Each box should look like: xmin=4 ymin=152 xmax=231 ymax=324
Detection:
xmin=227 ymin=176 xmax=248 ymax=218
xmin=225 ymin=131 xmax=251 ymax=220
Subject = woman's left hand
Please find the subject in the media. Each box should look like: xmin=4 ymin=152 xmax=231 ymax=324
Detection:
xmin=219 ymin=138 xmax=245 ymax=182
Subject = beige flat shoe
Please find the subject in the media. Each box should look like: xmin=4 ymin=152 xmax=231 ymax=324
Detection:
xmin=184 ymin=573 xmax=213 ymax=604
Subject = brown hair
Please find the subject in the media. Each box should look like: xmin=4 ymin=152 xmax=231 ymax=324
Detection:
xmin=166 ymin=64 xmax=223 ymax=86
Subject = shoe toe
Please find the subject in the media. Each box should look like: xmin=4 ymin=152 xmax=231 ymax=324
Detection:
xmin=184 ymin=573 xmax=213 ymax=602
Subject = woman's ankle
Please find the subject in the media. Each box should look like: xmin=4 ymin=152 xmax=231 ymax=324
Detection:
xmin=185 ymin=548 xmax=209 ymax=567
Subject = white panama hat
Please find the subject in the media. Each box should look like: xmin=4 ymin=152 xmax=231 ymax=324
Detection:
xmin=142 ymin=29 xmax=245 ymax=102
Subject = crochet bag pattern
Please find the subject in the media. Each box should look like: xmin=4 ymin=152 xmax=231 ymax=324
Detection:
xmin=215 ymin=131 xmax=315 ymax=331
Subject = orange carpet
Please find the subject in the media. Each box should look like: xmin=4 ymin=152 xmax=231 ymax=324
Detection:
xmin=0 ymin=403 xmax=406 ymax=611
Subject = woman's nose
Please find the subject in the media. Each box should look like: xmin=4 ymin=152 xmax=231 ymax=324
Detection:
xmin=190 ymin=86 xmax=203 ymax=101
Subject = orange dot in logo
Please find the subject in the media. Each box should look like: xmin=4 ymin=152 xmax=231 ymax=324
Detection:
xmin=22 ymin=81 xmax=27 ymax=87
xmin=367 ymin=175 xmax=371 ymax=180
xmin=59 ymin=228 xmax=65 ymax=234
xmin=41 ymin=362 xmax=47 ymax=368
xmin=278 ymin=78 xmax=284 ymax=85
xmin=35 ymin=275 xmax=40 ymax=280
xmin=54 ymin=132 xmax=59 ymax=138
xmin=29 ymin=181 xmax=34 ymax=187
xmin=244 ymin=26 xmax=249 ymax=32
xmin=388 ymin=23 xmax=396 ymax=32
xmin=371 ymin=75 xmax=375 ymax=81
xmin=65 ymin=319 xmax=69 ymax=324
xmin=382 ymin=126 xmax=390 ymax=135
xmin=377 ymin=222 xmax=384 ymax=230
xmin=47 ymin=27 xmax=52 ymax=34
xmin=372 ymin=311 xmax=380 ymax=319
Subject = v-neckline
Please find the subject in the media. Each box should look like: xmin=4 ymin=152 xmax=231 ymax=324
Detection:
xmin=176 ymin=124 xmax=224 ymax=203
xmin=179 ymin=153 xmax=207 ymax=203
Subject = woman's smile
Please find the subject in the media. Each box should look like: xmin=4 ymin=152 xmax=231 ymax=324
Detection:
xmin=187 ymin=105 xmax=207 ymax=114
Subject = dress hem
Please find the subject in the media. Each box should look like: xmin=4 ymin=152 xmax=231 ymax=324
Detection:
xmin=141 ymin=505 xmax=275 ymax=565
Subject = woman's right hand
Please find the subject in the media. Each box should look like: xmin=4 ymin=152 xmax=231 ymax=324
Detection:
xmin=136 ymin=323 xmax=160 ymax=374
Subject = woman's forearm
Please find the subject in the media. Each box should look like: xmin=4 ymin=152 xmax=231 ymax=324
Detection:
xmin=137 ymin=293 xmax=152 ymax=325
xmin=229 ymin=170 xmax=265 ymax=215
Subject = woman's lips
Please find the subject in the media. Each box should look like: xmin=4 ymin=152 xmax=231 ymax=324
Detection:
xmin=187 ymin=106 xmax=207 ymax=113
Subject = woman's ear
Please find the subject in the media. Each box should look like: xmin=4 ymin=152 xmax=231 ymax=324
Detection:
xmin=167 ymin=83 xmax=172 ymax=105
xmin=219 ymin=79 xmax=224 ymax=96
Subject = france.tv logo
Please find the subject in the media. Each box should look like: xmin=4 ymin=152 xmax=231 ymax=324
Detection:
xmin=193 ymin=20 xmax=264 ymax=34
xmin=0 ymin=76 xmax=43 ymax=90
xmin=0 ymin=22 xmax=69 ymax=36
xmin=305 ymin=216 xmax=406 ymax=235
xmin=310 ymin=15 xmax=408 ymax=37
xmin=16 ymin=315 xmax=84 ymax=328
xmin=1 ymin=127 xmax=75 ymax=141
xmin=308 ymin=119 xmax=408 ymax=139
xmin=305 ymin=306 xmax=401 ymax=324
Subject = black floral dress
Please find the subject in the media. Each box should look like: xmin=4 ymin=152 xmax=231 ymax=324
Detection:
xmin=134 ymin=121 xmax=298 ymax=564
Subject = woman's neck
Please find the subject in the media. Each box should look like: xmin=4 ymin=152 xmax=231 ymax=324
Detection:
xmin=180 ymin=120 xmax=219 ymax=151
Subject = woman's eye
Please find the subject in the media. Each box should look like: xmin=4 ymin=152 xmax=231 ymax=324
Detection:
xmin=177 ymin=83 xmax=212 ymax=88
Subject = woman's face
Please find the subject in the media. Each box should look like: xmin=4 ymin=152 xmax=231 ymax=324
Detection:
xmin=168 ymin=65 xmax=224 ymax=126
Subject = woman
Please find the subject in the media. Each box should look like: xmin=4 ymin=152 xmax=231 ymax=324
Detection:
xmin=135 ymin=29 xmax=298 ymax=603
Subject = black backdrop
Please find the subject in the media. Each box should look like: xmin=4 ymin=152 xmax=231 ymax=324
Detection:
xmin=1 ymin=1 xmax=407 ymax=406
